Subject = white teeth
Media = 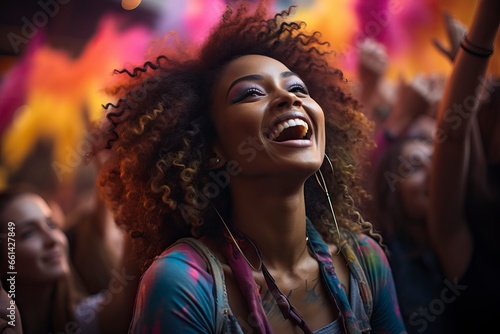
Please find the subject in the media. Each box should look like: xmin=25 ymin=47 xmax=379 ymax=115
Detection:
xmin=268 ymin=118 xmax=309 ymax=141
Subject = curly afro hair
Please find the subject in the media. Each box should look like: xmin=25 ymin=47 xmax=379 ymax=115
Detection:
xmin=92 ymin=1 xmax=378 ymax=271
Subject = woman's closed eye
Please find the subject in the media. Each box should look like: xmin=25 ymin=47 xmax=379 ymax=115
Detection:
xmin=18 ymin=218 xmax=59 ymax=240
xmin=288 ymin=83 xmax=309 ymax=95
xmin=46 ymin=217 xmax=58 ymax=229
xmin=19 ymin=227 xmax=35 ymax=240
xmin=231 ymin=87 xmax=265 ymax=103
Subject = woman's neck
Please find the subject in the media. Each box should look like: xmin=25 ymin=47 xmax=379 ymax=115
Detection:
xmin=229 ymin=177 xmax=309 ymax=271
xmin=17 ymin=283 xmax=55 ymax=334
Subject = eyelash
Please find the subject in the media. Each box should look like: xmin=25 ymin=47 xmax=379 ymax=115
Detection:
xmin=288 ymin=83 xmax=308 ymax=94
xmin=20 ymin=230 xmax=34 ymax=239
xmin=232 ymin=87 xmax=264 ymax=103
xmin=46 ymin=218 xmax=58 ymax=229
xmin=19 ymin=218 xmax=59 ymax=240
xmin=232 ymin=82 xmax=308 ymax=104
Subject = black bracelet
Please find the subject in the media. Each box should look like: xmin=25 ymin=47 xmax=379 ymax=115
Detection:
xmin=460 ymin=36 xmax=494 ymax=58
xmin=460 ymin=43 xmax=494 ymax=58
xmin=464 ymin=36 xmax=494 ymax=53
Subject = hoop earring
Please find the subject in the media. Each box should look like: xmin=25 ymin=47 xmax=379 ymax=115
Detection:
xmin=314 ymin=154 xmax=342 ymax=255
xmin=210 ymin=202 xmax=262 ymax=271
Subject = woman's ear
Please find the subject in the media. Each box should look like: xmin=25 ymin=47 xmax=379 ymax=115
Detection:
xmin=207 ymin=142 xmax=226 ymax=170
xmin=207 ymin=156 xmax=224 ymax=170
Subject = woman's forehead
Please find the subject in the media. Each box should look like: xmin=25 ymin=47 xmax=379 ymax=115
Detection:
xmin=1 ymin=194 xmax=51 ymax=225
xmin=213 ymin=55 xmax=293 ymax=97
xmin=221 ymin=55 xmax=290 ymax=79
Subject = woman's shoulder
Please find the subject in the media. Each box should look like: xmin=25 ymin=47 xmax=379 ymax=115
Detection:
xmin=131 ymin=239 xmax=220 ymax=332
xmin=344 ymin=232 xmax=391 ymax=274
xmin=346 ymin=232 xmax=406 ymax=332
xmin=128 ymin=239 xmax=217 ymax=318
xmin=142 ymin=239 xmax=213 ymax=288
xmin=340 ymin=229 xmax=384 ymax=253
xmin=350 ymin=233 xmax=386 ymax=256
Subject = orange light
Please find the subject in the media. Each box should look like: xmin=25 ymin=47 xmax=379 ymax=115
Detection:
xmin=121 ymin=0 xmax=141 ymax=11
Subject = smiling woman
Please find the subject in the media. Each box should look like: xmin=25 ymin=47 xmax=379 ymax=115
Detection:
xmin=0 ymin=186 xmax=85 ymax=334
xmin=0 ymin=186 xmax=140 ymax=334
xmin=210 ymin=55 xmax=325 ymax=179
xmin=91 ymin=1 xmax=406 ymax=333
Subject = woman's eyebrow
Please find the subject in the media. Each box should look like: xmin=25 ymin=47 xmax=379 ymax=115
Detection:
xmin=16 ymin=216 xmax=52 ymax=228
xmin=226 ymin=74 xmax=264 ymax=98
xmin=14 ymin=220 xmax=37 ymax=229
xmin=281 ymin=71 xmax=299 ymax=78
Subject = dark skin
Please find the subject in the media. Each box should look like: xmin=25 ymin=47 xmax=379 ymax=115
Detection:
xmin=206 ymin=55 xmax=351 ymax=333
xmin=204 ymin=239 xmax=349 ymax=333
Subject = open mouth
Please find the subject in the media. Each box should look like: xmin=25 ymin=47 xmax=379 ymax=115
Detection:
xmin=268 ymin=118 xmax=312 ymax=142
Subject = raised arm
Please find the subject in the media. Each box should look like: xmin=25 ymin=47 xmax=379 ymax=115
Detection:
xmin=428 ymin=0 xmax=500 ymax=280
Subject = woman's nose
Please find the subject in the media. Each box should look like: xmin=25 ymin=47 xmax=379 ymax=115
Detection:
xmin=42 ymin=226 xmax=59 ymax=247
xmin=273 ymin=90 xmax=302 ymax=110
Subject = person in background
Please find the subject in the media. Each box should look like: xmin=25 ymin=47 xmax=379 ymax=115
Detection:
xmin=0 ymin=185 xmax=139 ymax=334
xmin=369 ymin=135 xmax=444 ymax=334
xmin=428 ymin=0 xmax=500 ymax=332
xmin=354 ymin=37 xmax=395 ymax=131
xmin=64 ymin=162 xmax=125 ymax=296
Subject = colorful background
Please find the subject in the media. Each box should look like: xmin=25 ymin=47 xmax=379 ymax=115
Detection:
xmin=0 ymin=0 xmax=498 ymax=207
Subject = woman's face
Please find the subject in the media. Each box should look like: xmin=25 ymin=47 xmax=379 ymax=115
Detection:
xmin=1 ymin=194 xmax=70 ymax=284
xmin=397 ymin=140 xmax=433 ymax=222
xmin=210 ymin=55 xmax=325 ymax=179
